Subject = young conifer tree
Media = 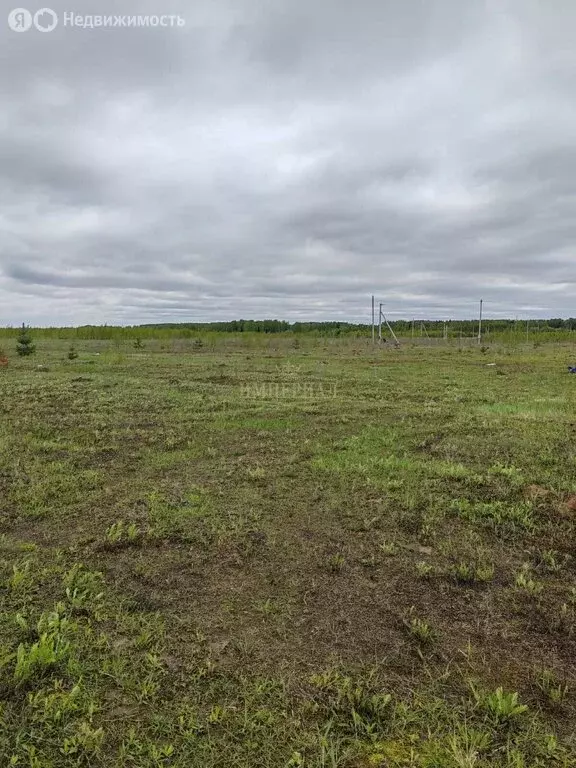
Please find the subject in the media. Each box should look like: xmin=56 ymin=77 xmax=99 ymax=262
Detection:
xmin=16 ymin=324 xmax=36 ymax=357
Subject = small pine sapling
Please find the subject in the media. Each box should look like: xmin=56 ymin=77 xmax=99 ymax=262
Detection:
xmin=16 ymin=324 xmax=36 ymax=357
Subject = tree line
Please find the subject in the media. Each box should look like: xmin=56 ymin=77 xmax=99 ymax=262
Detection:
xmin=1 ymin=318 xmax=576 ymax=340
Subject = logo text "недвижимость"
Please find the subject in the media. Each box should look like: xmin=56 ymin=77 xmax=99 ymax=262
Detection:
xmin=8 ymin=8 xmax=185 ymax=32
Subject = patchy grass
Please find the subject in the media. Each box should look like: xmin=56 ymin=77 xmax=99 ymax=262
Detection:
xmin=0 ymin=337 xmax=575 ymax=765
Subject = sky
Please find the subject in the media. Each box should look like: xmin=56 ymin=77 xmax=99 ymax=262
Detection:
xmin=1 ymin=0 xmax=575 ymax=326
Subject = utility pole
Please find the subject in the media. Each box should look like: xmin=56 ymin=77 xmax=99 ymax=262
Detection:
xmin=371 ymin=295 xmax=375 ymax=344
xmin=378 ymin=303 xmax=383 ymax=342
xmin=478 ymin=299 xmax=483 ymax=345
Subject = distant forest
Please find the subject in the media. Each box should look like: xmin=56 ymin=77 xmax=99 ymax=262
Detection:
xmin=135 ymin=318 xmax=576 ymax=334
xmin=2 ymin=317 xmax=575 ymax=339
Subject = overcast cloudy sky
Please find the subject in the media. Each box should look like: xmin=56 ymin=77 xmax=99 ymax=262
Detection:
xmin=1 ymin=0 xmax=575 ymax=325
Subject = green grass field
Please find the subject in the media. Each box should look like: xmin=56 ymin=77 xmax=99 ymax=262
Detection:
xmin=1 ymin=336 xmax=576 ymax=767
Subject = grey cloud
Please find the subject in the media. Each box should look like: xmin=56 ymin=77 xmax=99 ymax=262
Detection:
xmin=1 ymin=0 xmax=575 ymax=325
